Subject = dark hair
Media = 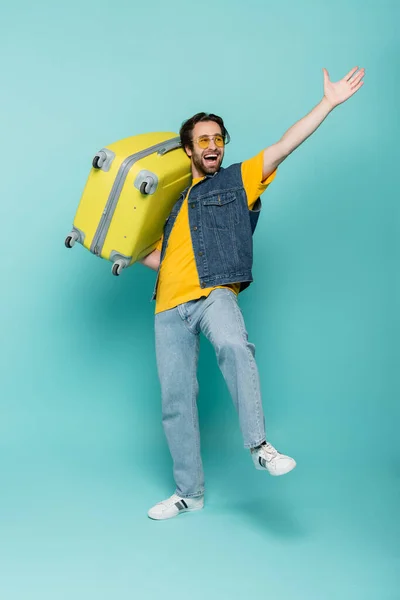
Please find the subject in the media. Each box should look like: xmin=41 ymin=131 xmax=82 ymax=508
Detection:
xmin=179 ymin=112 xmax=230 ymax=152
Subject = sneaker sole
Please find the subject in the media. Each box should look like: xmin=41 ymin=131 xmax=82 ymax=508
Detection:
xmin=147 ymin=505 xmax=204 ymax=521
xmin=255 ymin=460 xmax=297 ymax=476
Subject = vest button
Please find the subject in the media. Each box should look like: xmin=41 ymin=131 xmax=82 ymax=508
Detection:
xmin=193 ymin=226 xmax=198 ymax=231
xmin=191 ymin=203 xmax=195 ymax=208
xmin=200 ymin=281 xmax=205 ymax=288
xmin=198 ymin=251 xmax=203 ymax=257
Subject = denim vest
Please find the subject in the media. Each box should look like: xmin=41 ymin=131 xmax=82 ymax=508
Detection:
xmin=151 ymin=163 xmax=262 ymax=301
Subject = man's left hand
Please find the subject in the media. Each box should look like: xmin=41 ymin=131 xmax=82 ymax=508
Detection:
xmin=323 ymin=66 xmax=365 ymax=109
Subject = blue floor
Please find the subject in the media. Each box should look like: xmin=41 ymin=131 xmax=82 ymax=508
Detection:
xmin=1 ymin=440 xmax=398 ymax=600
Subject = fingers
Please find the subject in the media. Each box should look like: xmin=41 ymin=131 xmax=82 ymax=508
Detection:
xmin=350 ymin=68 xmax=365 ymax=88
xmin=350 ymin=80 xmax=364 ymax=95
xmin=345 ymin=66 xmax=359 ymax=81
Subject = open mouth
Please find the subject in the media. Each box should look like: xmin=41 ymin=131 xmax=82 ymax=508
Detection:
xmin=203 ymin=153 xmax=219 ymax=167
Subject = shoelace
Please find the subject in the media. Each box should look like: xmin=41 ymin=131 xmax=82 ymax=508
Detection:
xmin=262 ymin=442 xmax=278 ymax=458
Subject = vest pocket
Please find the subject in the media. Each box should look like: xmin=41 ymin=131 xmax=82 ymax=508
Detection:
xmin=202 ymin=192 xmax=238 ymax=230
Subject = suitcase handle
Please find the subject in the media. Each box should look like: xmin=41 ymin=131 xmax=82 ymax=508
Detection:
xmin=157 ymin=137 xmax=182 ymax=156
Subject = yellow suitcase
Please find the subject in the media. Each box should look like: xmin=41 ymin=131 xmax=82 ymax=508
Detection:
xmin=65 ymin=132 xmax=191 ymax=275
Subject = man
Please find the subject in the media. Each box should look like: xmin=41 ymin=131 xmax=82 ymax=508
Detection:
xmin=140 ymin=66 xmax=365 ymax=520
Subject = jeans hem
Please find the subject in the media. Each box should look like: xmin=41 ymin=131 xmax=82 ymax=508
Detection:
xmin=175 ymin=489 xmax=205 ymax=499
xmin=245 ymin=438 xmax=266 ymax=450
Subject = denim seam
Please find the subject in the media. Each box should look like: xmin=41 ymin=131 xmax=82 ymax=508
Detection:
xmin=190 ymin=334 xmax=203 ymax=497
xmin=231 ymin=296 xmax=264 ymax=445
xmin=210 ymin=218 xmax=230 ymax=274
xmin=177 ymin=302 xmax=201 ymax=335
xmin=229 ymin=203 xmax=240 ymax=269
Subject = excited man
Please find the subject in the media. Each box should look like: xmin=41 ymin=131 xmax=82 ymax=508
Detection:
xmin=140 ymin=67 xmax=365 ymax=520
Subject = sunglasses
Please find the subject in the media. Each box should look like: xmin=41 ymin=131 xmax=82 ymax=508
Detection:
xmin=194 ymin=135 xmax=226 ymax=149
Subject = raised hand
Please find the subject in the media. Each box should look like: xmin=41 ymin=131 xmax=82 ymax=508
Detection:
xmin=323 ymin=66 xmax=365 ymax=109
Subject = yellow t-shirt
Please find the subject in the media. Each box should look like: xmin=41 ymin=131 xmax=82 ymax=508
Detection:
xmin=155 ymin=151 xmax=277 ymax=314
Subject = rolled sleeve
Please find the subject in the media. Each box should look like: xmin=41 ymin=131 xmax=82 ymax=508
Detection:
xmin=241 ymin=151 xmax=278 ymax=210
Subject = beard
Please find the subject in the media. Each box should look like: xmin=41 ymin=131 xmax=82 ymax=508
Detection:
xmin=191 ymin=149 xmax=223 ymax=176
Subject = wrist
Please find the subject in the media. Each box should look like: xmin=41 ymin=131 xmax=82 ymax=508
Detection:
xmin=321 ymin=95 xmax=336 ymax=112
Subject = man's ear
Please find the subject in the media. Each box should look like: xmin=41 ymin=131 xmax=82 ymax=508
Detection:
xmin=184 ymin=145 xmax=192 ymax=158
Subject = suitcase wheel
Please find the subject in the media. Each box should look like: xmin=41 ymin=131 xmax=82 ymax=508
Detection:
xmin=92 ymin=156 xmax=101 ymax=169
xmin=112 ymin=262 xmax=124 ymax=276
xmin=137 ymin=173 xmax=157 ymax=195
xmin=140 ymin=181 xmax=149 ymax=195
xmin=65 ymin=231 xmax=79 ymax=248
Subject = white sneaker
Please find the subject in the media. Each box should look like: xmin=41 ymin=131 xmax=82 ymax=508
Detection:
xmin=251 ymin=442 xmax=296 ymax=476
xmin=147 ymin=493 xmax=204 ymax=520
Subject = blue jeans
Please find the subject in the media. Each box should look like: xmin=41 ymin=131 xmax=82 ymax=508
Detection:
xmin=154 ymin=288 xmax=266 ymax=498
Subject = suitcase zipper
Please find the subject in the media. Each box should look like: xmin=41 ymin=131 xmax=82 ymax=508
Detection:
xmin=90 ymin=137 xmax=180 ymax=257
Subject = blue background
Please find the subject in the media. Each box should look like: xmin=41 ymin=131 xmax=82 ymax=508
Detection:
xmin=1 ymin=0 xmax=399 ymax=598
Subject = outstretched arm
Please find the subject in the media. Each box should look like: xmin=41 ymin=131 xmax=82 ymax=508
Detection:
xmin=262 ymin=66 xmax=365 ymax=180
